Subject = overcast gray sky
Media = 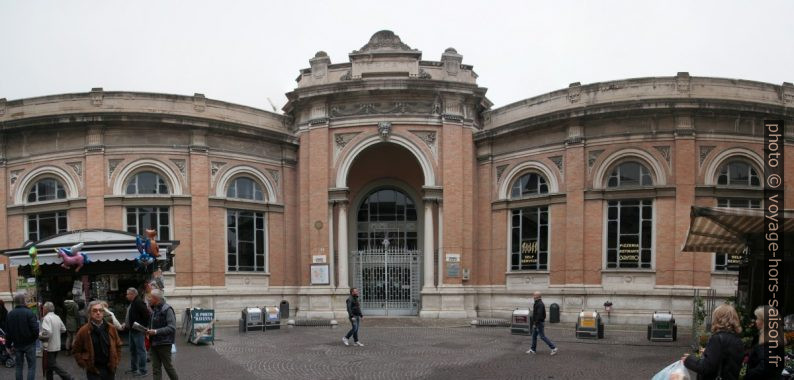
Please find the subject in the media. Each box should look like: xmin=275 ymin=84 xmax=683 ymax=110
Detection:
xmin=1 ymin=1 xmax=792 ymax=112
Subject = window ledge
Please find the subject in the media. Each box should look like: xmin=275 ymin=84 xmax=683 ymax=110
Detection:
xmin=601 ymin=269 xmax=655 ymax=273
xmin=711 ymin=271 xmax=739 ymax=275
xmin=506 ymin=270 xmax=550 ymax=275
xmin=225 ymin=272 xmax=271 ymax=276
xmin=7 ymin=198 xmax=87 ymax=215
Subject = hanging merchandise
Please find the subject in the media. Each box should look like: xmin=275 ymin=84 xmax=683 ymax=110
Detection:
xmin=56 ymin=242 xmax=90 ymax=272
xmin=28 ymin=246 xmax=41 ymax=277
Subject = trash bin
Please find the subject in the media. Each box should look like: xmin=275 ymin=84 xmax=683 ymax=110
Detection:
xmin=279 ymin=300 xmax=290 ymax=319
xmin=263 ymin=306 xmax=281 ymax=330
xmin=647 ymin=311 xmax=677 ymax=342
xmin=511 ymin=308 xmax=532 ymax=335
xmin=240 ymin=307 xmax=264 ymax=332
xmin=575 ymin=310 xmax=604 ymax=339
xmin=549 ymin=303 xmax=560 ymax=323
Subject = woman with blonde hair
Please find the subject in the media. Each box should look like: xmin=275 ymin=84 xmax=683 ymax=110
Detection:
xmin=745 ymin=305 xmax=785 ymax=379
xmin=682 ymin=303 xmax=745 ymax=380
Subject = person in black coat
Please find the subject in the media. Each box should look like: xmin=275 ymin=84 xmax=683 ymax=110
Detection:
xmin=122 ymin=287 xmax=151 ymax=376
xmin=526 ymin=291 xmax=557 ymax=355
xmin=682 ymin=304 xmax=745 ymax=380
xmin=342 ymin=287 xmax=364 ymax=347
xmin=744 ymin=305 xmax=785 ymax=380
xmin=6 ymin=292 xmax=39 ymax=380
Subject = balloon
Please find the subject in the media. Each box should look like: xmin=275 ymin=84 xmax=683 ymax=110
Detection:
xmin=28 ymin=246 xmax=41 ymax=277
xmin=56 ymin=242 xmax=88 ymax=272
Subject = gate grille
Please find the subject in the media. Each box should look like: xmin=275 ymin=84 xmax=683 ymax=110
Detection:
xmin=353 ymin=248 xmax=421 ymax=316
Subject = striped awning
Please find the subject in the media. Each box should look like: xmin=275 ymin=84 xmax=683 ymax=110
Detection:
xmin=682 ymin=206 xmax=794 ymax=254
xmin=2 ymin=229 xmax=179 ymax=267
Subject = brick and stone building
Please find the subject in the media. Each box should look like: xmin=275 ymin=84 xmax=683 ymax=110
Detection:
xmin=1 ymin=31 xmax=792 ymax=325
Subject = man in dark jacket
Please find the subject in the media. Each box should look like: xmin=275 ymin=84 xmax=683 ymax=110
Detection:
xmin=526 ymin=291 xmax=557 ymax=355
xmin=6 ymin=292 xmax=40 ymax=380
xmin=123 ymin=287 xmax=150 ymax=377
xmin=146 ymin=289 xmax=178 ymax=380
xmin=342 ymin=287 xmax=364 ymax=347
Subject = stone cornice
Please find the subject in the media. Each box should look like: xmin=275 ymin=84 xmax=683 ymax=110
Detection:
xmin=0 ymin=91 xmax=292 ymax=140
xmin=483 ymin=75 xmax=794 ymax=137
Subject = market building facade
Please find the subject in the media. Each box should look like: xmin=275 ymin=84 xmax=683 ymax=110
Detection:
xmin=1 ymin=31 xmax=792 ymax=326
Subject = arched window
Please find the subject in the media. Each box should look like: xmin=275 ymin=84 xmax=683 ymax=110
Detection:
xmin=25 ymin=178 xmax=68 ymax=242
xmin=508 ymin=172 xmax=550 ymax=271
xmin=510 ymin=172 xmax=549 ymax=198
xmin=607 ymin=162 xmax=653 ymax=188
xmin=27 ymin=178 xmax=66 ymax=203
xmin=357 ymin=188 xmax=418 ymax=250
xmin=124 ymin=171 xmax=171 ymax=239
xmin=226 ymin=177 xmax=264 ymax=201
xmin=604 ymin=162 xmax=654 ymax=269
xmin=716 ymin=160 xmax=760 ymax=187
xmin=126 ymin=171 xmax=169 ymax=195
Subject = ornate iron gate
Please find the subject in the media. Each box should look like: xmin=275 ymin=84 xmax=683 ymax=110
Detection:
xmin=354 ymin=247 xmax=421 ymax=316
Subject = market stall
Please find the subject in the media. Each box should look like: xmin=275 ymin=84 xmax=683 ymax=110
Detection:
xmin=681 ymin=206 xmax=793 ymax=316
xmin=2 ymin=229 xmax=179 ymax=322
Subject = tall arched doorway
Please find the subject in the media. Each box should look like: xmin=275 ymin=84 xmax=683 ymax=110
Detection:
xmin=354 ymin=187 xmax=421 ymax=316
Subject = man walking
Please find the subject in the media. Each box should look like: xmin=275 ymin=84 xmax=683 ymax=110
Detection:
xmin=41 ymin=301 xmax=74 ymax=380
xmin=123 ymin=287 xmax=150 ymax=377
xmin=342 ymin=287 xmax=364 ymax=347
xmin=147 ymin=289 xmax=178 ymax=380
xmin=72 ymin=300 xmax=123 ymax=380
xmin=6 ymin=292 xmax=39 ymax=380
xmin=526 ymin=291 xmax=558 ymax=355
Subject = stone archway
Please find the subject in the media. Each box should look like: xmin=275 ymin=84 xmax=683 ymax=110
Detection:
xmin=334 ymin=141 xmax=436 ymax=316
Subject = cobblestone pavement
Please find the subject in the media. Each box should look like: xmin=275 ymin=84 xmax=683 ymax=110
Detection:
xmin=0 ymin=320 xmax=694 ymax=379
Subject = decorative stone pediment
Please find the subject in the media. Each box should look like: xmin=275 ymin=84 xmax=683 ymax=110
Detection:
xmin=353 ymin=30 xmax=417 ymax=54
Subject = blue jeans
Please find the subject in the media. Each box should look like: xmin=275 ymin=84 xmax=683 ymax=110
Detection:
xmin=14 ymin=343 xmax=36 ymax=380
xmin=345 ymin=316 xmax=360 ymax=342
xmin=129 ymin=330 xmax=147 ymax=374
xmin=531 ymin=321 xmax=556 ymax=351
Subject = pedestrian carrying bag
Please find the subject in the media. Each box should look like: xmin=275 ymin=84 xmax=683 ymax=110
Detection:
xmin=651 ymin=361 xmax=691 ymax=380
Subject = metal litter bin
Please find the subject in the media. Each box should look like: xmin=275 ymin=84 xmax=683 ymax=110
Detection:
xmin=263 ymin=306 xmax=281 ymax=330
xmin=279 ymin=300 xmax=290 ymax=319
xmin=239 ymin=307 xmax=264 ymax=332
xmin=511 ymin=308 xmax=532 ymax=335
xmin=549 ymin=303 xmax=560 ymax=323
xmin=647 ymin=311 xmax=677 ymax=342
xmin=575 ymin=310 xmax=604 ymax=339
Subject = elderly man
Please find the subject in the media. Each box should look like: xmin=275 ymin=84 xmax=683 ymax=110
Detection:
xmin=526 ymin=291 xmax=558 ymax=355
xmin=6 ymin=292 xmax=38 ymax=380
xmin=123 ymin=287 xmax=150 ymax=377
xmin=147 ymin=289 xmax=178 ymax=380
xmin=41 ymin=301 xmax=74 ymax=380
xmin=72 ymin=300 xmax=123 ymax=380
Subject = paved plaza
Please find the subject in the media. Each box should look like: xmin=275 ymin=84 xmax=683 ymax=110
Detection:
xmin=1 ymin=319 xmax=693 ymax=379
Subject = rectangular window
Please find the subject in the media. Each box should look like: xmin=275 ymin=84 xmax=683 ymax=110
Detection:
xmin=27 ymin=211 xmax=68 ymax=242
xmin=714 ymin=198 xmax=759 ymax=271
xmin=227 ymin=210 xmax=266 ymax=272
xmin=606 ymin=200 xmax=653 ymax=269
xmin=510 ymin=206 xmax=549 ymax=271
xmin=126 ymin=207 xmax=170 ymax=239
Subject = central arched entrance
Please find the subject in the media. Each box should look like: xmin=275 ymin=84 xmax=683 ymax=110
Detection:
xmin=354 ymin=187 xmax=421 ymax=316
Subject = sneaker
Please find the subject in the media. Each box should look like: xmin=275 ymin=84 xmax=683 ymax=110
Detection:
xmin=342 ymin=337 xmax=349 ymax=346
xmin=550 ymin=348 xmax=558 ymax=356
xmin=526 ymin=349 xmax=536 ymax=354
xmin=355 ymin=341 xmax=364 ymax=347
